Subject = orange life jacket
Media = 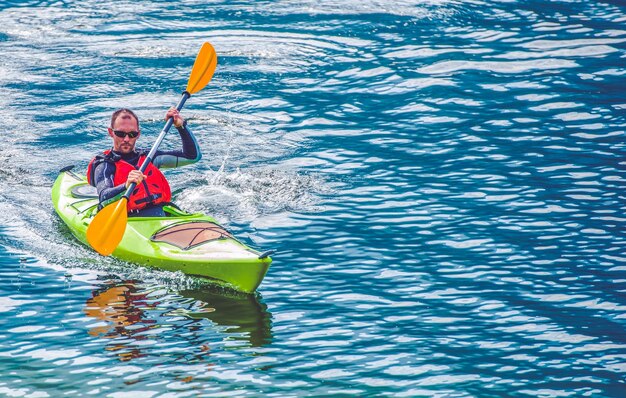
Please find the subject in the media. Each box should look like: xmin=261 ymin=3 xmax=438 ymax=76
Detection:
xmin=86 ymin=150 xmax=172 ymax=212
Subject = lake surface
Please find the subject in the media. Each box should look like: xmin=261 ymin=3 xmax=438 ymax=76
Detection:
xmin=0 ymin=0 xmax=625 ymax=396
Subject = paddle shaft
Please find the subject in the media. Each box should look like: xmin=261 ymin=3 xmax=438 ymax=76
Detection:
xmin=123 ymin=91 xmax=191 ymax=199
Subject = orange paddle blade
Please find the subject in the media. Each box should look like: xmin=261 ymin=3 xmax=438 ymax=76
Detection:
xmin=86 ymin=198 xmax=129 ymax=256
xmin=186 ymin=42 xmax=217 ymax=94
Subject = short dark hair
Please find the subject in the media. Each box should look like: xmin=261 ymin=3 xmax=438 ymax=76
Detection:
xmin=110 ymin=108 xmax=140 ymax=129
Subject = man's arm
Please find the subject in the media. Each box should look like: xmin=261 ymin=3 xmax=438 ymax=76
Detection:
xmin=92 ymin=161 xmax=126 ymax=203
xmin=152 ymin=123 xmax=202 ymax=169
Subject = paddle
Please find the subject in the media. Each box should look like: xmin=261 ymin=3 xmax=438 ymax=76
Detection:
xmin=86 ymin=42 xmax=217 ymax=256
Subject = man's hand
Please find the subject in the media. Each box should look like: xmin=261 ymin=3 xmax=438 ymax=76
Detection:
xmin=166 ymin=107 xmax=185 ymax=128
xmin=125 ymin=170 xmax=147 ymax=189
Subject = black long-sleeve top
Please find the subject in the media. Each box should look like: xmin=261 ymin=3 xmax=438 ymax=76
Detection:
xmin=92 ymin=124 xmax=202 ymax=204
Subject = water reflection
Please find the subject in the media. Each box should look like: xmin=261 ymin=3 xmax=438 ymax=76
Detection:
xmin=83 ymin=281 xmax=156 ymax=361
xmin=83 ymin=280 xmax=272 ymax=362
xmin=179 ymin=286 xmax=273 ymax=348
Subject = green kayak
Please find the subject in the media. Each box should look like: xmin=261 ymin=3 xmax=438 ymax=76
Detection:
xmin=51 ymin=167 xmax=272 ymax=293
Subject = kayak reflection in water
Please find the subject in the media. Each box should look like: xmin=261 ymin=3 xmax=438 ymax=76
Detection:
xmin=83 ymin=281 xmax=273 ymax=364
xmin=178 ymin=288 xmax=274 ymax=348
xmin=86 ymin=107 xmax=202 ymax=217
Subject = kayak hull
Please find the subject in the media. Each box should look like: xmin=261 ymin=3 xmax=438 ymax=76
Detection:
xmin=51 ymin=168 xmax=271 ymax=293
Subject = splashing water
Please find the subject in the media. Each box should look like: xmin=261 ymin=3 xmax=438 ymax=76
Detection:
xmin=176 ymin=168 xmax=331 ymax=222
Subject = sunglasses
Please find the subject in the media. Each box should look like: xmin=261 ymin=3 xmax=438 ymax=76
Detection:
xmin=112 ymin=130 xmax=139 ymax=138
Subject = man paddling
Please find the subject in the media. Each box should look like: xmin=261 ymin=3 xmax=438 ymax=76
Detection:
xmin=87 ymin=108 xmax=201 ymax=217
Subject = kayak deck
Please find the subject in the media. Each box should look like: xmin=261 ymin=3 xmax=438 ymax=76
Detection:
xmin=51 ymin=167 xmax=272 ymax=293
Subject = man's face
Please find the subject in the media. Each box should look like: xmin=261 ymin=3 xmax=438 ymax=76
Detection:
xmin=109 ymin=112 xmax=140 ymax=154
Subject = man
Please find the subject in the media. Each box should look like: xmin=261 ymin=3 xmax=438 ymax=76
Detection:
xmin=87 ymin=107 xmax=202 ymax=217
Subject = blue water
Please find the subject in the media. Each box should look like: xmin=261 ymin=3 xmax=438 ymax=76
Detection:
xmin=1 ymin=0 xmax=625 ymax=396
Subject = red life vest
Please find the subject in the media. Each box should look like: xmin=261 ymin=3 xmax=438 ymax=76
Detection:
xmin=86 ymin=150 xmax=172 ymax=212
